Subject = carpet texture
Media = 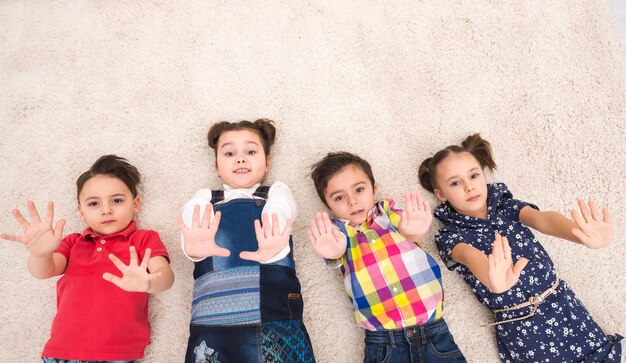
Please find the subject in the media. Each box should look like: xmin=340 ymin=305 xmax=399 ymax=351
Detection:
xmin=1 ymin=1 xmax=624 ymax=362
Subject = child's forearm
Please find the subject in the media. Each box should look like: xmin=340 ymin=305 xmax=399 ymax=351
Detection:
xmin=523 ymin=209 xmax=581 ymax=244
xmin=27 ymin=253 xmax=65 ymax=279
xmin=146 ymin=266 xmax=174 ymax=293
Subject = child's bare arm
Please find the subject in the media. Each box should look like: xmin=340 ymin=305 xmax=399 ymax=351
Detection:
xmin=146 ymin=256 xmax=174 ymax=293
xmin=307 ymin=212 xmax=346 ymax=260
xmin=451 ymin=234 xmax=528 ymax=294
xmin=520 ymin=201 xmax=613 ymax=249
xmin=1 ymin=201 xmax=68 ymax=279
xmin=398 ymin=192 xmax=432 ymax=243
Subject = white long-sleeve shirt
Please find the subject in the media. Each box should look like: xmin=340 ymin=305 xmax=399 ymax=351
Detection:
xmin=180 ymin=181 xmax=297 ymax=263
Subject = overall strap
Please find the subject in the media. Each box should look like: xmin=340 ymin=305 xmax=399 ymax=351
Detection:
xmin=253 ymin=185 xmax=270 ymax=199
xmin=210 ymin=190 xmax=225 ymax=205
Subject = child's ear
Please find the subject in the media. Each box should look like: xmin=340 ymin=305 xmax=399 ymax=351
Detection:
xmin=77 ymin=203 xmax=86 ymax=222
xmin=434 ymin=189 xmax=446 ymax=202
xmin=373 ymin=183 xmax=378 ymax=196
xmin=133 ymin=197 xmax=141 ymax=213
xmin=265 ymin=157 xmax=271 ymax=173
xmin=214 ymin=160 xmax=220 ymax=177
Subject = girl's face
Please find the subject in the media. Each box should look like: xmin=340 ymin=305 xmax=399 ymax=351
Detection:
xmin=324 ymin=165 xmax=377 ymax=225
xmin=433 ymin=152 xmax=488 ymax=219
xmin=215 ymin=129 xmax=269 ymax=189
xmin=77 ymin=175 xmax=140 ymax=235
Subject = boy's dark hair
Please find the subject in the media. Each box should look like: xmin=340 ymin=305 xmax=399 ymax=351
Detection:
xmin=76 ymin=155 xmax=141 ymax=200
xmin=311 ymin=152 xmax=375 ymax=206
xmin=418 ymin=133 xmax=497 ymax=193
xmin=207 ymin=119 xmax=276 ymax=157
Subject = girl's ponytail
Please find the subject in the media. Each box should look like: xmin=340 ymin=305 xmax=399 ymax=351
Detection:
xmin=461 ymin=133 xmax=497 ymax=172
xmin=253 ymin=118 xmax=276 ymax=152
xmin=418 ymin=157 xmax=436 ymax=193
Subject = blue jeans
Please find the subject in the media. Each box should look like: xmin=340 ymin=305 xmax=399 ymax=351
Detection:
xmin=43 ymin=359 xmax=135 ymax=363
xmin=364 ymin=319 xmax=466 ymax=363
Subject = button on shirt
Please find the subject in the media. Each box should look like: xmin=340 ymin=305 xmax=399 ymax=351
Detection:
xmin=330 ymin=199 xmax=444 ymax=331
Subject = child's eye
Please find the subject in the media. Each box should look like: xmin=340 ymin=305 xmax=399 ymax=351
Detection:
xmin=88 ymin=201 xmax=99 ymax=207
xmin=355 ymin=187 xmax=364 ymax=193
xmin=471 ymin=173 xmax=481 ymax=179
xmin=113 ymin=198 xmax=124 ymax=204
xmin=247 ymin=150 xmax=257 ymax=155
xmin=450 ymin=181 xmax=459 ymax=187
xmin=334 ymin=195 xmax=344 ymax=202
xmin=224 ymin=152 xmax=234 ymax=157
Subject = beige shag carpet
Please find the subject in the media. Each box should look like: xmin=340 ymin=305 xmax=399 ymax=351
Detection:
xmin=1 ymin=1 xmax=624 ymax=362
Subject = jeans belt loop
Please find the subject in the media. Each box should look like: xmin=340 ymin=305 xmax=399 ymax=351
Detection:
xmin=388 ymin=330 xmax=397 ymax=348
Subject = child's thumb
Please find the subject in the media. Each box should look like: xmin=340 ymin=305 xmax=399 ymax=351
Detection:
xmin=512 ymin=257 xmax=529 ymax=276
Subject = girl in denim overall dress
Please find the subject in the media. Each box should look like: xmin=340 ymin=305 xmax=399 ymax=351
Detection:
xmin=178 ymin=119 xmax=315 ymax=363
xmin=419 ymin=134 xmax=623 ymax=362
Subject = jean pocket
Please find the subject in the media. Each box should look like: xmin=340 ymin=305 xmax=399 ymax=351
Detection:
xmin=427 ymin=330 xmax=464 ymax=360
xmin=364 ymin=342 xmax=391 ymax=363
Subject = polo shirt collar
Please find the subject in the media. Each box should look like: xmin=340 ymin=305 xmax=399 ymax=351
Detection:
xmin=81 ymin=220 xmax=137 ymax=242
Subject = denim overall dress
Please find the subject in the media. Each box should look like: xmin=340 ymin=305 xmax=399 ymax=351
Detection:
xmin=185 ymin=186 xmax=315 ymax=363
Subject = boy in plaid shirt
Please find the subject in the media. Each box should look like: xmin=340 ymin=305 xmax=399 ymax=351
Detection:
xmin=307 ymin=152 xmax=465 ymax=363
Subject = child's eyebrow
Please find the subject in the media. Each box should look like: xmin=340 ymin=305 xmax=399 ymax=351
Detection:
xmin=219 ymin=141 xmax=260 ymax=149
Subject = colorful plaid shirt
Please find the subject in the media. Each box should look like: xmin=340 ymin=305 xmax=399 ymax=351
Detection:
xmin=330 ymin=198 xmax=444 ymax=331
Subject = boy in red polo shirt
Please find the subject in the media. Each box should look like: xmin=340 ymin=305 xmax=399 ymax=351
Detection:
xmin=1 ymin=155 xmax=174 ymax=362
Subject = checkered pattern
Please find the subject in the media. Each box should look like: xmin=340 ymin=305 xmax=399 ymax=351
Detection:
xmin=333 ymin=199 xmax=444 ymax=331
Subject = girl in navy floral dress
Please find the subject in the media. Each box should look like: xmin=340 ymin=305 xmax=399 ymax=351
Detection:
xmin=418 ymin=134 xmax=623 ymax=362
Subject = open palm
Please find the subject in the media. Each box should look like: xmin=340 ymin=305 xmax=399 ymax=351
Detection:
xmin=240 ymin=213 xmax=292 ymax=263
xmin=1 ymin=201 xmax=66 ymax=257
xmin=570 ymin=200 xmax=613 ymax=249
xmin=103 ymin=246 xmax=161 ymax=292
xmin=177 ymin=203 xmax=230 ymax=259
xmin=307 ymin=212 xmax=346 ymax=260
xmin=398 ymin=192 xmax=432 ymax=241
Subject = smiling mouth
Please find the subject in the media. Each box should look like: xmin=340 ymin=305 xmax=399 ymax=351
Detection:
xmin=467 ymin=195 xmax=480 ymax=202
xmin=234 ymin=168 xmax=250 ymax=174
xmin=351 ymin=209 xmax=364 ymax=216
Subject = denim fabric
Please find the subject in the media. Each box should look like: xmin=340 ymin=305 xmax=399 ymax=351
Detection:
xmin=43 ymin=359 xmax=135 ymax=363
xmin=363 ymin=319 xmax=466 ymax=363
xmin=185 ymin=324 xmax=260 ymax=363
xmin=259 ymin=264 xmax=303 ymax=321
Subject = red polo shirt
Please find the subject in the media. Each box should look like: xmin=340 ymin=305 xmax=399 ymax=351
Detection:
xmin=42 ymin=221 xmax=169 ymax=360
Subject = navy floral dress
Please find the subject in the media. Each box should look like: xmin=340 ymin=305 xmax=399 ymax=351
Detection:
xmin=434 ymin=183 xmax=623 ymax=362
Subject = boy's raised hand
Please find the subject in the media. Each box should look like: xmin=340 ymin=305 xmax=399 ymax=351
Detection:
xmin=103 ymin=246 xmax=160 ymax=292
xmin=240 ymin=213 xmax=292 ymax=263
xmin=570 ymin=200 xmax=613 ymax=249
xmin=487 ymin=234 xmax=528 ymax=293
xmin=1 ymin=201 xmax=66 ymax=257
xmin=398 ymin=192 xmax=432 ymax=242
xmin=177 ymin=203 xmax=230 ymax=259
xmin=307 ymin=212 xmax=346 ymax=260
